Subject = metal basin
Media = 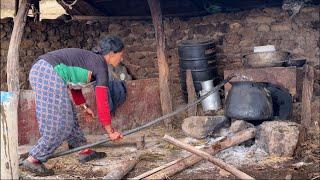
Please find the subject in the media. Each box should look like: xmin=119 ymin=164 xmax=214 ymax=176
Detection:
xmin=243 ymin=51 xmax=290 ymax=68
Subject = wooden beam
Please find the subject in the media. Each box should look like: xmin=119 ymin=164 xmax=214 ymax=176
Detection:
xmin=7 ymin=0 xmax=30 ymax=91
xmin=163 ymin=135 xmax=255 ymax=180
xmin=72 ymin=15 xmax=152 ymax=21
xmin=147 ymin=0 xmax=173 ymax=128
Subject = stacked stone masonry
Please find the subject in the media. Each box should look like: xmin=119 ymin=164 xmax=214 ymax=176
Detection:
xmin=1 ymin=7 xmax=319 ymax=106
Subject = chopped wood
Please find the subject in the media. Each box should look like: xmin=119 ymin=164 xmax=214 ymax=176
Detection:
xmin=103 ymin=153 xmax=141 ymax=180
xmin=145 ymin=128 xmax=256 ymax=179
xmin=186 ymin=70 xmax=197 ymax=116
xmin=163 ymin=135 xmax=255 ymax=180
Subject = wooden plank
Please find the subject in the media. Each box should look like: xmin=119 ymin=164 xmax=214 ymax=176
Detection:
xmin=1 ymin=92 xmax=19 ymax=179
xmin=146 ymin=128 xmax=256 ymax=179
xmin=163 ymin=135 xmax=255 ymax=180
xmin=186 ymin=70 xmax=197 ymax=116
xmin=224 ymin=67 xmax=297 ymax=98
xmin=7 ymin=0 xmax=30 ymax=91
xmin=147 ymin=0 xmax=173 ymax=128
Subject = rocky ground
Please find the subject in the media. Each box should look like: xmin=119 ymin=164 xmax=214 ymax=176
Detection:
xmin=19 ymin=121 xmax=320 ymax=179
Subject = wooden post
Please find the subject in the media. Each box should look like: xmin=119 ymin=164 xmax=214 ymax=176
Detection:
xmin=186 ymin=70 xmax=197 ymax=116
xmin=301 ymin=65 xmax=315 ymax=137
xmin=1 ymin=92 xmax=19 ymax=179
xmin=163 ymin=135 xmax=255 ymax=180
xmin=3 ymin=1 xmax=30 ymax=178
xmin=147 ymin=0 xmax=173 ymax=128
xmin=7 ymin=0 xmax=30 ymax=91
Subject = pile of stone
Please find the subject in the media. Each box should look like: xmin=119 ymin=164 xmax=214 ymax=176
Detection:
xmin=182 ymin=116 xmax=300 ymax=157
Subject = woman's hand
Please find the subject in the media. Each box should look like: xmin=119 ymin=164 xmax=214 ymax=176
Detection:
xmin=83 ymin=108 xmax=95 ymax=123
xmin=105 ymin=125 xmax=123 ymax=141
xmin=79 ymin=103 xmax=95 ymax=123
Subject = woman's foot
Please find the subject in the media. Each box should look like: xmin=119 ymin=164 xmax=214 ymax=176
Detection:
xmin=77 ymin=149 xmax=107 ymax=163
xmin=21 ymin=156 xmax=54 ymax=176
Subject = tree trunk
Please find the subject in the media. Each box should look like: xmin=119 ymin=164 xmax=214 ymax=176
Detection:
xmin=1 ymin=92 xmax=19 ymax=179
xmin=147 ymin=0 xmax=173 ymax=128
xmin=7 ymin=0 xmax=30 ymax=91
xmin=145 ymin=128 xmax=256 ymax=179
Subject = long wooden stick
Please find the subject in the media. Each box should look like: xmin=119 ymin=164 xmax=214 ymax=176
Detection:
xmin=163 ymin=135 xmax=255 ymax=180
xmin=130 ymin=159 xmax=180 ymax=180
xmin=145 ymin=128 xmax=256 ymax=179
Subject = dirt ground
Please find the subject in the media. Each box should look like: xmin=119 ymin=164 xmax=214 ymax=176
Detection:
xmin=19 ymin=123 xmax=320 ymax=180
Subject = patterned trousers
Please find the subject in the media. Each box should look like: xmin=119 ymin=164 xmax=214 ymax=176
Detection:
xmin=29 ymin=59 xmax=87 ymax=162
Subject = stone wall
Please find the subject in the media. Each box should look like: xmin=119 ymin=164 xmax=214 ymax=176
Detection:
xmin=1 ymin=7 xmax=319 ymax=106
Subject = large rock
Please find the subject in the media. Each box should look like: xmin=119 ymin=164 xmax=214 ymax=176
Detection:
xmin=182 ymin=116 xmax=229 ymax=139
xmin=229 ymin=120 xmax=254 ymax=134
xmin=256 ymin=121 xmax=300 ymax=157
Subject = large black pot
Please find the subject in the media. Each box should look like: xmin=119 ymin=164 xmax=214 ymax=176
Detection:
xmin=225 ymin=81 xmax=273 ymax=120
xmin=179 ymin=59 xmax=217 ymax=70
xmin=178 ymin=40 xmax=215 ymax=60
xmin=179 ymin=66 xmax=218 ymax=82
xmin=262 ymin=83 xmax=292 ymax=119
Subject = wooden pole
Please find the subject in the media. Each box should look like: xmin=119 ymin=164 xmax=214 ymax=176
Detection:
xmin=1 ymin=92 xmax=19 ymax=179
xmin=3 ymin=1 xmax=29 ymax=178
xmin=145 ymin=128 xmax=256 ymax=179
xmin=300 ymin=65 xmax=315 ymax=138
xmin=186 ymin=70 xmax=197 ymax=116
xmin=7 ymin=0 xmax=30 ymax=91
xmin=147 ymin=0 xmax=173 ymax=128
xmin=130 ymin=159 xmax=180 ymax=180
xmin=163 ymin=135 xmax=255 ymax=180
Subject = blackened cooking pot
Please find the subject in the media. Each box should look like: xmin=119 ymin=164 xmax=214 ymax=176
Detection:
xmin=225 ymin=81 xmax=273 ymax=120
